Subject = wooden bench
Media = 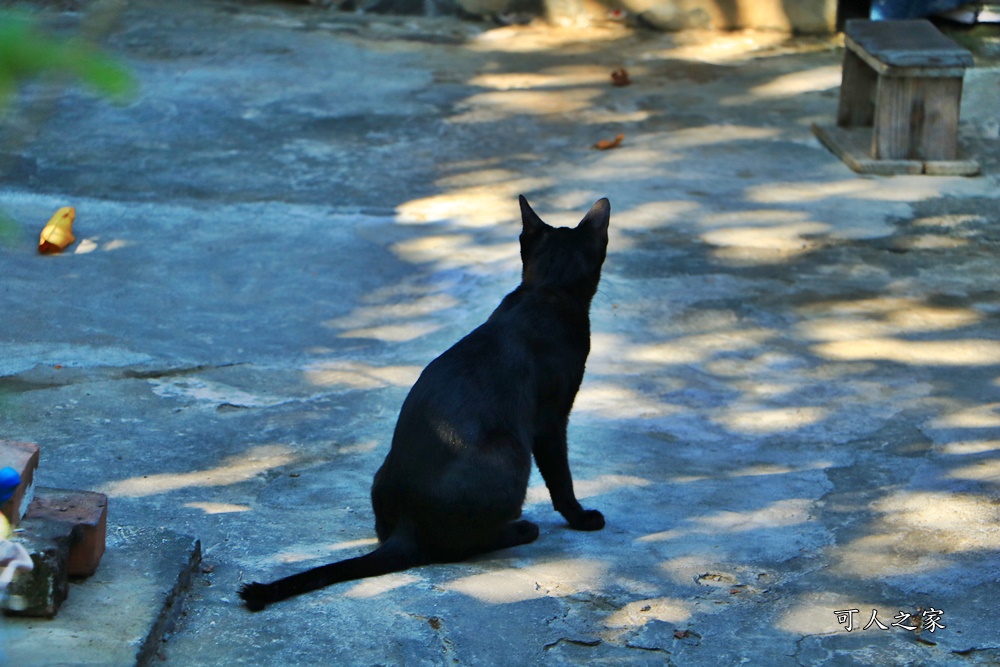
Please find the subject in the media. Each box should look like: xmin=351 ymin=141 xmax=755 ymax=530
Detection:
xmin=813 ymin=19 xmax=978 ymax=175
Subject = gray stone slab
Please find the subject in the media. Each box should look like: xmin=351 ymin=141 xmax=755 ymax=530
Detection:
xmin=1 ymin=2 xmax=1000 ymax=667
xmin=1 ymin=527 xmax=201 ymax=667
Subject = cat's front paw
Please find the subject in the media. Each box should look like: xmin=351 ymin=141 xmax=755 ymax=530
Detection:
xmin=569 ymin=509 xmax=605 ymax=531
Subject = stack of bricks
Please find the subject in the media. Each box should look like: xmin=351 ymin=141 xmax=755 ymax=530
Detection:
xmin=1 ymin=440 xmax=108 ymax=618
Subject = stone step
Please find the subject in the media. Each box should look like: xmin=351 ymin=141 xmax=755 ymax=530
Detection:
xmin=2 ymin=527 xmax=202 ymax=667
xmin=0 ymin=440 xmax=40 ymax=528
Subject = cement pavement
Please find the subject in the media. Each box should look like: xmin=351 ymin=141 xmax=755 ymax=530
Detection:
xmin=2 ymin=2 xmax=1000 ymax=664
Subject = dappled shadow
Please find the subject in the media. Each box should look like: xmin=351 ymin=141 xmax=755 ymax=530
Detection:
xmin=3 ymin=5 xmax=999 ymax=662
xmin=284 ymin=20 xmax=1000 ymax=658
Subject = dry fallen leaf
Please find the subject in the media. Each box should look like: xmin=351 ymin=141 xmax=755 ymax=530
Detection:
xmin=611 ymin=67 xmax=631 ymax=87
xmin=593 ymin=134 xmax=624 ymax=150
xmin=38 ymin=206 xmax=76 ymax=254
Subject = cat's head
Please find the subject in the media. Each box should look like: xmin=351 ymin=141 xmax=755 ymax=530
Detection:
xmin=518 ymin=196 xmax=610 ymax=297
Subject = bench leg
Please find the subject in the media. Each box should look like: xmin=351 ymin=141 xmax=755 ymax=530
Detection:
xmin=837 ymin=48 xmax=877 ymax=127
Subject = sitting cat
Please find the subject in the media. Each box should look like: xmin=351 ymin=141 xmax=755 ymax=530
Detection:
xmin=239 ymin=195 xmax=610 ymax=611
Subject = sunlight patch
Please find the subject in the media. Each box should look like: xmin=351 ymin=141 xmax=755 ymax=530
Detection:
xmin=798 ymin=297 xmax=981 ymax=340
xmin=184 ymin=502 xmax=251 ymax=515
xmin=276 ymin=549 xmax=327 ymax=565
xmin=640 ymin=498 xmax=813 ymax=543
xmin=694 ymin=498 xmax=813 ymax=532
xmin=102 ymin=445 xmax=296 ymax=498
xmin=469 ymin=65 xmax=614 ymax=90
xmin=814 ymin=338 xmax=1000 ymax=366
xmin=302 ymin=360 xmax=421 ymax=390
xmin=937 ymin=439 xmax=1000 ymax=455
xmin=604 ymin=597 xmax=692 ymax=628
xmin=327 ymin=538 xmax=380 ymax=552
xmin=701 ymin=220 xmax=829 ymax=252
xmin=344 ymin=572 xmax=422 ymax=599
xmin=468 ymin=23 xmax=628 ymax=54
xmin=715 ymin=406 xmax=828 ymax=434
xmin=274 ymin=538 xmax=378 ymax=565
xmin=627 ymin=329 xmax=772 ymax=365
xmin=748 ymin=179 xmax=884 ymax=204
xmin=396 ymin=177 xmax=551 ymax=226
xmin=876 ymin=491 xmax=1000 ymax=547
xmin=442 ymin=559 xmax=605 ymax=603
xmin=391 ymin=233 xmax=474 ymax=259
xmin=776 ymin=591 xmax=872 ymax=635
xmin=930 ymin=403 xmax=1000 ymax=429
xmin=525 ymin=474 xmax=651 ymax=505
xmin=325 ymin=293 xmax=460 ymax=331
xmin=336 ymin=322 xmax=441 ymax=342
xmin=574 ymin=474 xmax=652 ymax=499
xmin=749 ymin=65 xmax=841 ymax=97
xmin=391 ymin=233 xmax=518 ymax=269
xmin=948 ymin=459 xmax=1000 ymax=483
xmin=656 ymin=555 xmax=729 ymax=586
xmin=436 ymin=168 xmax=523 ymax=188
xmin=613 ymin=200 xmax=701 ymax=231
xmin=831 ymin=491 xmax=1000 ymax=579
xmin=574 ymin=382 xmax=680 ymax=419
xmin=637 ymin=529 xmax=685 ymax=543
xmin=450 ymin=88 xmax=603 ymax=123
xmin=727 ymin=464 xmax=797 ymax=477
xmin=646 ymin=30 xmax=791 ymax=64
xmin=832 ymin=533 xmax=950 ymax=578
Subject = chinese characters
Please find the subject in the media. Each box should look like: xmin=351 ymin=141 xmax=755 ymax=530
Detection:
xmin=834 ymin=608 xmax=946 ymax=634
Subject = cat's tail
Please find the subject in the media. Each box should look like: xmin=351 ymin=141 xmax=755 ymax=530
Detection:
xmin=238 ymin=528 xmax=420 ymax=611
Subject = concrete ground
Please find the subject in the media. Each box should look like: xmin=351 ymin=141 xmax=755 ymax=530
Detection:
xmin=2 ymin=1 xmax=1000 ymax=664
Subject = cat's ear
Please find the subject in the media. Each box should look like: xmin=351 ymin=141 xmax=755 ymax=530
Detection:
xmin=519 ymin=195 xmax=546 ymax=238
xmin=577 ymin=198 xmax=610 ymax=238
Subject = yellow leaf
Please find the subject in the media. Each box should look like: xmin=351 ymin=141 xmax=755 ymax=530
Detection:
xmin=38 ymin=206 xmax=76 ymax=254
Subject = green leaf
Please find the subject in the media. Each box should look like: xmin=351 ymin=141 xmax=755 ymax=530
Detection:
xmin=0 ymin=209 xmax=22 ymax=246
xmin=0 ymin=10 xmax=136 ymax=106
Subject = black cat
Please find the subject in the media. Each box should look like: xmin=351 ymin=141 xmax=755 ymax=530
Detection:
xmin=239 ymin=195 xmax=610 ymax=611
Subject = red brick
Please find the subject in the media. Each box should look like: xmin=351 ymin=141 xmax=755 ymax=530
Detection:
xmin=23 ymin=488 xmax=108 ymax=577
xmin=0 ymin=440 xmax=40 ymax=527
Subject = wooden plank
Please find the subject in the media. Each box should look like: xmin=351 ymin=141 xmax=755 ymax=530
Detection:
xmin=873 ymin=76 xmax=915 ymax=159
xmin=845 ymin=37 xmax=970 ymax=77
xmin=812 ymin=124 xmax=979 ymax=175
xmin=813 ymin=123 xmax=923 ymax=174
xmin=837 ymin=47 xmax=878 ymax=127
xmin=913 ymin=77 xmax=963 ymax=160
xmin=873 ymin=76 xmax=964 ymax=160
xmin=845 ymin=19 xmax=973 ymax=76
xmin=925 ymin=159 xmax=980 ymax=176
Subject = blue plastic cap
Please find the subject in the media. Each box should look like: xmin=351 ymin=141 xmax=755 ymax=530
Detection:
xmin=0 ymin=466 xmax=21 ymax=503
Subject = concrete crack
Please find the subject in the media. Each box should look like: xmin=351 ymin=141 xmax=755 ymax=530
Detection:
xmin=408 ymin=614 xmax=459 ymax=666
xmin=0 ymin=362 xmax=245 ymax=394
xmin=543 ymin=637 xmax=602 ymax=651
xmin=121 ymin=362 xmax=246 ymax=380
xmin=952 ymin=645 xmax=1000 ymax=658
